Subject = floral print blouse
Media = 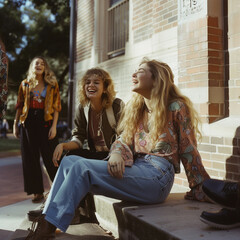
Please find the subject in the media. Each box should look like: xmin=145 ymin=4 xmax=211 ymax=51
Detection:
xmin=110 ymin=101 xmax=210 ymax=190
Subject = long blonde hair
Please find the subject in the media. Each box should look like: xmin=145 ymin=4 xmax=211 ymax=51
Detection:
xmin=117 ymin=58 xmax=201 ymax=145
xmin=27 ymin=56 xmax=57 ymax=88
xmin=79 ymin=68 xmax=116 ymax=108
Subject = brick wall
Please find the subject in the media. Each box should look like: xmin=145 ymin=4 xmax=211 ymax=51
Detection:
xmin=178 ymin=16 xmax=225 ymax=124
xmin=75 ymin=0 xmax=94 ymax=62
xmin=175 ymin=131 xmax=240 ymax=188
xmin=132 ymin=0 xmax=177 ymax=43
xmin=208 ymin=16 xmax=225 ymax=123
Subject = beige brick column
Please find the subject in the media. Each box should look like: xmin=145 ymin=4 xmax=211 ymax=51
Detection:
xmin=178 ymin=0 xmax=225 ymax=123
xmin=228 ymin=0 xmax=240 ymax=116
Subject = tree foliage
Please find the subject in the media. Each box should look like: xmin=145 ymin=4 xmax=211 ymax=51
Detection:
xmin=0 ymin=0 xmax=70 ymax=119
xmin=0 ymin=1 xmax=26 ymax=57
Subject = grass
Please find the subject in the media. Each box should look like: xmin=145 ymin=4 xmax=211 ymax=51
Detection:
xmin=0 ymin=136 xmax=21 ymax=152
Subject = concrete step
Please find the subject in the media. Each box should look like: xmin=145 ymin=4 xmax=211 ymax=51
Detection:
xmin=6 ymin=192 xmax=240 ymax=240
xmin=94 ymin=193 xmax=240 ymax=240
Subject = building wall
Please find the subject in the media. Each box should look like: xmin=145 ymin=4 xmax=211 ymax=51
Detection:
xmin=75 ymin=0 xmax=94 ymax=62
xmin=74 ymin=0 xmax=240 ymax=190
xmin=198 ymin=0 xmax=240 ymax=184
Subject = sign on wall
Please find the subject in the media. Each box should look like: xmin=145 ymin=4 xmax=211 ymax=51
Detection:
xmin=178 ymin=0 xmax=207 ymax=22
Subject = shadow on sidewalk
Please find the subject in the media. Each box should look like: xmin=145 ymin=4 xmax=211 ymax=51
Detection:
xmin=0 ymin=157 xmax=50 ymax=208
xmin=11 ymin=228 xmax=113 ymax=239
xmin=0 ymin=229 xmax=13 ymax=240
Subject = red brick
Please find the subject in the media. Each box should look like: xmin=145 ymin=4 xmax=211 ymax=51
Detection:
xmin=208 ymin=34 xmax=221 ymax=43
xmin=226 ymin=163 xmax=240 ymax=173
xmin=208 ymin=57 xmax=222 ymax=65
xmin=208 ymin=42 xmax=223 ymax=50
xmin=209 ymin=65 xmax=223 ymax=72
xmin=208 ymin=16 xmax=219 ymax=27
xmin=209 ymin=103 xmax=220 ymax=115
xmin=208 ymin=27 xmax=223 ymax=36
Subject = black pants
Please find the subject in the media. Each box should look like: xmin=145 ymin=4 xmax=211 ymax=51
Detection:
xmin=237 ymin=183 xmax=240 ymax=215
xmin=20 ymin=109 xmax=58 ymax=195
xmin=66 ymin=148 xmax=109 ymax=159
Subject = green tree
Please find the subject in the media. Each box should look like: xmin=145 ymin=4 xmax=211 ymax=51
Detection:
xmin=0 ymin=0 xmax=26 ymax=58
xmin=0 ymin=0 xmax=70 ymax=121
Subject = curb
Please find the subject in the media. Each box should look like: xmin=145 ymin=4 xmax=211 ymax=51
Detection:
xmin=0 ymin=151 xmax=21 ymax=159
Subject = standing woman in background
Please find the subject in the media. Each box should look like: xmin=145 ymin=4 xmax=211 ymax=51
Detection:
xmin=13 ymin=56 xmax=61 ymax=203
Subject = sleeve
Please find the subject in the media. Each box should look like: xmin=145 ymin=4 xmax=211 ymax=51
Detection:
xmin=71 ymin=105 xmax=87 ymax=148
xmin=110 ymin=137 xmax=134 ymax=167
xmin=52 ymin=82 xmax=61 ymax=112
xmin=174 ymin=103 xmax=210 ymax=189
xmin=15 ymin=82 xmax=24 ymax=109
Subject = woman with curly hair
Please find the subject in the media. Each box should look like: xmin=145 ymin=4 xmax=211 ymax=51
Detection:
xmin=13 ymin=56 xmax=61 ymax=203
xmin=52 ymin=67 xmax=123 ymax=165
xmin=18 ymin=58 xmax=209 ymax=240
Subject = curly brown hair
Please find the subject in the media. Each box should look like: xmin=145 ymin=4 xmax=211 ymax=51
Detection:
xmin=79 ymin=68 xmax=116 ymax=108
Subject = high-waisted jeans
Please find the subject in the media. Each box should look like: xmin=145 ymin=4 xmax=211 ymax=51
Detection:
xmin=43 ymin=154 xmax=175 ymax=232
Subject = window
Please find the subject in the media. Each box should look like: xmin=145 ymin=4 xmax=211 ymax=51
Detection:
xmin=108 ymin=0 xmax=129 ymax=58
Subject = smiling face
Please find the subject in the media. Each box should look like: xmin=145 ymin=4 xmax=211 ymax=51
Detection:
xmin=32 ymin=58 xmax=45 ymax=76
xmin=131 ymin=63 xmax=154 ymax=99
xmin=84 ymin=74 xmax=105 ymax=101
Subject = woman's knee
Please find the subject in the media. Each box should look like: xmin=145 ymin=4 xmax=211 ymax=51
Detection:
xmin=60 ymin=155 xmax=80 ymax=172
xmin=61 ymin=155 xmax=81 ymax=165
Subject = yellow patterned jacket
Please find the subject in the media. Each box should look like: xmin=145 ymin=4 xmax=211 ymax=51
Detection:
xmin=16 ymin=79 xmax=61 ymax=123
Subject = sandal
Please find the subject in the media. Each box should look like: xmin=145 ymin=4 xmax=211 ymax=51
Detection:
xmin=32 ymin=193 xmax=44 ymax=203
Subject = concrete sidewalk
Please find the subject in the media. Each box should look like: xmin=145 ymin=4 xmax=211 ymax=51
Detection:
xmin=0 ymin=155 xmax=50 ymax=208
xmin=6 ymin=189 xmax=240 ymax=240
xmin=0 ymin=199 xmax=39 ymax=239
xmin=0 ymin=154 xmax=51 ymax=239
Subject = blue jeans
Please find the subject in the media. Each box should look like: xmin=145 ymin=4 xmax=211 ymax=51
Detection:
xmin=43 ymin=154 xmax=175 ymax=232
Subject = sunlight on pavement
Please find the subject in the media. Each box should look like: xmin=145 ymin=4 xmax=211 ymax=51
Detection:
xmin=0 ymin=199 xmax=40 ymax=231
